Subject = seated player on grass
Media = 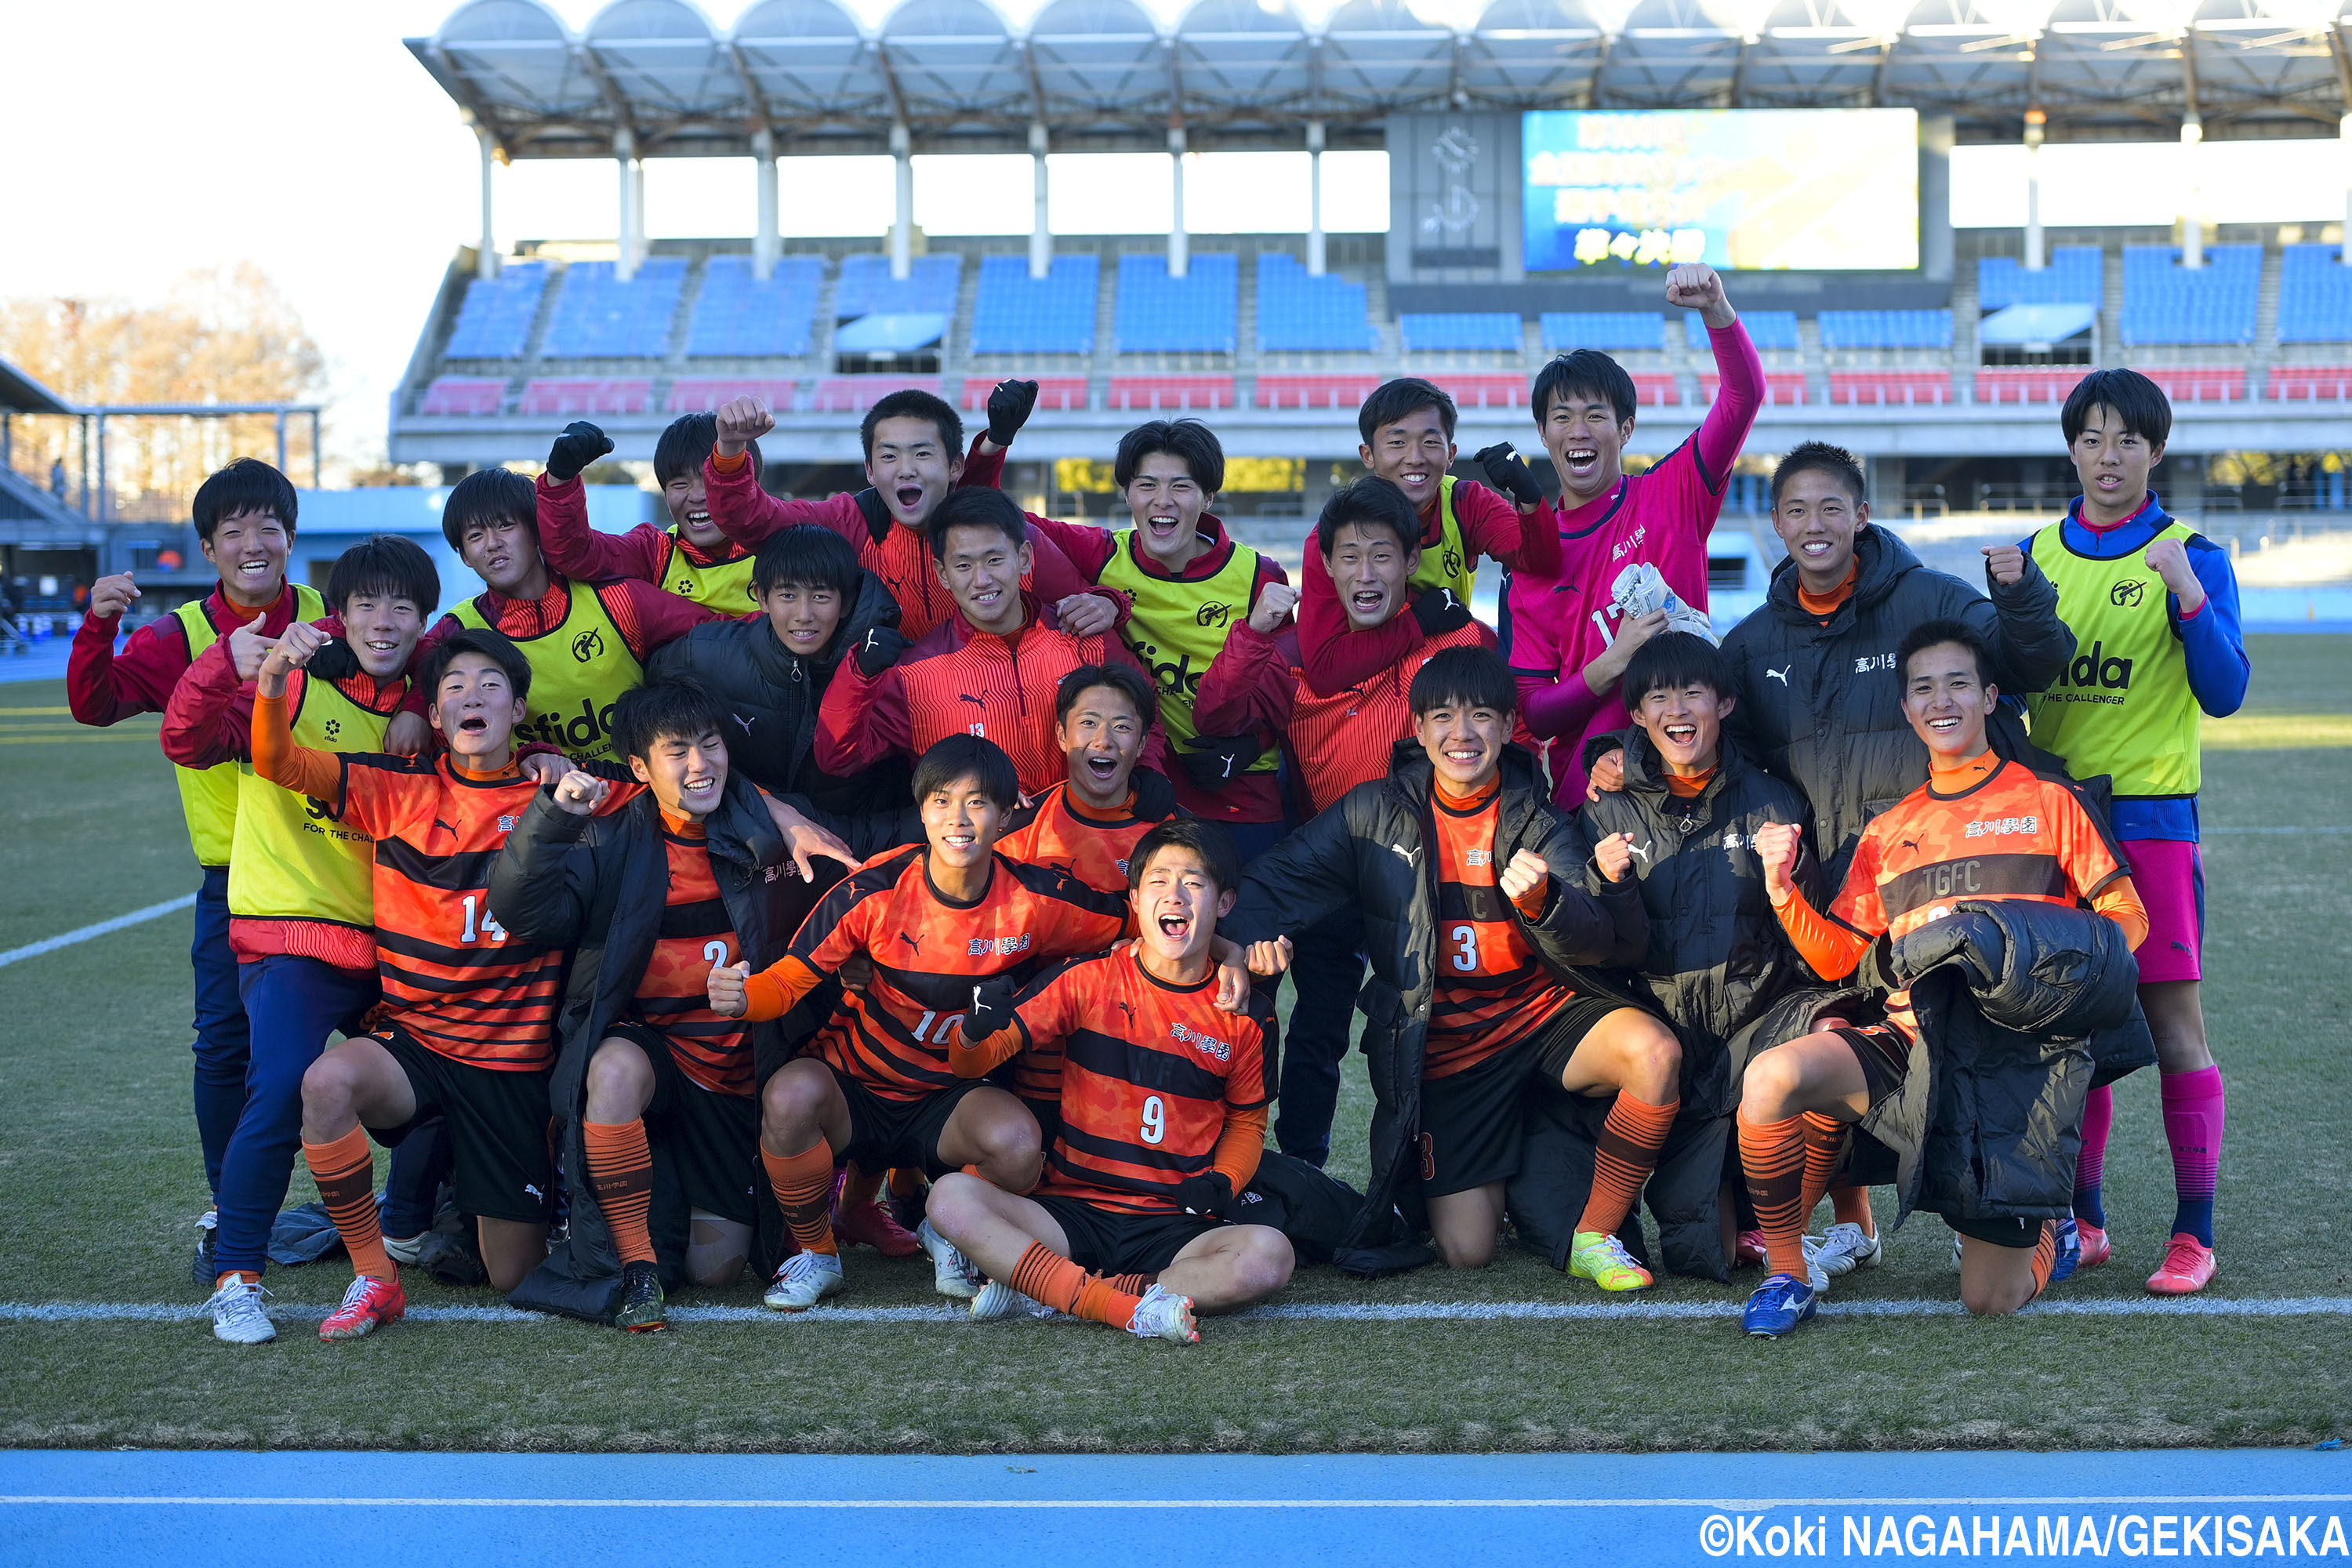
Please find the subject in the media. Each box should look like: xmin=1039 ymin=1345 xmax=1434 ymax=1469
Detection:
xmin=1230 ymin=646 xmax=1676 ymax=1287
xmin=926 ymin=818 xmax=1290 ymax=1345
xmin=1739 ymin=619 xmax=2147 ymax=1338
xmin=256 ymin=626 xmax=638 ymax=1338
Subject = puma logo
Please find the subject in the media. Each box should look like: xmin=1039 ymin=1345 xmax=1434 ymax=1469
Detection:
xmin=1766 ymin=666 xmax=1791 ymax=684
xmin=1630 ymin=840 xmax=1653 ymax=863
xmin=1901 ymin=839 xmax=1921 ymax=851
xmin=1390 ymin=843 xmax=1417 ymax=866
xmin=958 ymin=694 xmax=986 ymax=707
xmin=898 ymin=931 xmax=923 ymax=954
xmin=1116 ymin=1000 xmax=1136 ymax=1028
xmin=733 ymin=713 xmax=757 ymax=733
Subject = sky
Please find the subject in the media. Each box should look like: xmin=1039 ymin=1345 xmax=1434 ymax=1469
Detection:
xmin=6 ymin=0 xmax=2351 ymax=476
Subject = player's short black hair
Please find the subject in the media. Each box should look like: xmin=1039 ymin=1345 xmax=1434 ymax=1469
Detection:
xmin=325 ymin=535 xmax=439 ymax=619
xmin=2060 ymin=367 xmax=2172 ymax=448
xmin=440 ymin=468 xmax=536 ymax=551
xmin=423 ymin=624 xmax=532 ymax=702
xmin=612 ymin=679 xmax=728 ymax=764
xmin=1356 ymin=377 xmax=1457 ymax=445
xmin=912 ymin=733 xmax=1019 ymax=812
xmin=1770 ymin=440 xmax=1868 ymax=510
xmin=1897 ymin=618 xmax=1995 ymax=686
xmin=1315 ymin=475 xmax=1421 ymax=558
xmin=1128 ymin=815 xmax=1241 ymax=897
xmin=752 ymin=524 xmax=862 ymax=601
xmin=1621 ymin=631 xmax=1732 ymax=713
xmin=1114 ymin=419 xmax=1225 ymax=495
xmin=1531 ymin=349 xmax=1638 ymax=428
xmin=655 ymin=411 xmax=762 ymax=488
xmin=861 ymin=389 xmax=963 ymax=461
xmin=1409 ymin=644 xmax=1517 ymax=718
xmin=192 ymin=458 xmax=298 ymax=543
xmin=1054 ymin=661 xmax=1154 ymax=727
xmin=926 ymin=486 xmax=1029 ymax=562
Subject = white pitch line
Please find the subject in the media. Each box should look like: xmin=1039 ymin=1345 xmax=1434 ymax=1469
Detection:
xmin=0 ymin=895 xmax=195 ymax=970
xmin=2205 ymin=826 xmax=2352 ymax=836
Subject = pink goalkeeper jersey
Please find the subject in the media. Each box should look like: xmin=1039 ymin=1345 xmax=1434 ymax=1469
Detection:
xmin=1504 ymin=319 xmax=1762 ymax=806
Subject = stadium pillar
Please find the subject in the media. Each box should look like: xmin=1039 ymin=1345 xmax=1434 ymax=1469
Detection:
xmin=891 ymin=122 xmax=914 ymax=281
xmin=1168 ymin=125 xmax=1189 ymax=279
xmin=1030 ymin=124 xmax=1051 ymax=280
xmin=2180 ymin=116 xmax=2204 ymax=270
xmin=615 ymin=128 xmax=641 ymax=283
xmin=2341 ymin=113 xmax=2352 ymax=266
xmin=1307 ymin=120 xmax=1327 ymax=276
xmin=2023 ymin=110 xmax=2045 ymax=270
xmin=753 ymin=129 xmax=779 ymax=281
xmin=474 ymin=122 xmax=499 ymax=281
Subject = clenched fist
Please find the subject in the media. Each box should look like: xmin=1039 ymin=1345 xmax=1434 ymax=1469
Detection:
xmin=551 ymin=769 xmax=612 ymax=816
xmin=713 ymin=397 xmax=775 ymax=457
xmin=1980 ymin=543 xmax=2027 ymax=586
xmin=1664 ymin=263 xmax=1734 ymax=328
xmin=707 ymin=959 xmax=751 ymax=1018
xmin=88 ymin=573 xmax=141 ymax=621
xmin=2143 ymin=535 xmax=2206 ymax=613
xmin=1247 ymin=581 xmax=1300 ymax=634
xmin=1755 ymin=820 xmax=1803 ymax=902
xmin=1497 ymin=848 xmax=1551 ymax=902
xmin=1592 ymin=831 xmax=1637 ymax=884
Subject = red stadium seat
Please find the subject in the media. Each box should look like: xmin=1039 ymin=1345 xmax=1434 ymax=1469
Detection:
xmin=1428 ymin=375 xmax=1526 ymax=411
xmin=518 ymin=378 xmax=652 ymax=417
xmin=1973 ymin=368 xmax=2088 ymax=405
xmin=1105 ymin=376 xmax=1235 ymax=412
xmin=2137 ymin=366 xmax=2246 ymax=404
xmin=2267 ymin=365 xmax=2352 ymax=401
xmin=1699 ymin=372 xmax=1807 ymax=406
xmin=666 ymin=377 xmax=803 ymax=415
xmin=809 ymin=376 xmax=943 ymax=413
xmin=962 ymin=376 xmax=1090 ymax=412
xmin=1256 ymin=373 xmax=1383 ymax=410
xmin=419 ymin=376 xmax=507 ymax=416
xmin=1828 ymin=371 xmax=1952 ymax=407
xmin=1628 ymin=373 xmax=1677 ymax=408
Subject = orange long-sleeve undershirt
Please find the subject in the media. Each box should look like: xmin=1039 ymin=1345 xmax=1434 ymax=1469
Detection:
xmin=1772 ymin=877 xmax=2146 ymax=983
xmin=1207 ymin=1102 xmax=1267 ymax=1196
xmin=251 ymin=688 xmax=347 ymax=801
xmin=742 ymin=956 xmax=824 ymax=1024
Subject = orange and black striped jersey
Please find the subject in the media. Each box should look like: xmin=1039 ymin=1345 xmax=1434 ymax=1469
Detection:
xmin=1425 ymin=781 xmax=1573 ymax=1079
xmin=960 ymin=949 xmax=1274 ymax=1214
xmin=996 ymin=782 xmax=1171 ymax=898
xmin=633 ymin=816 xmax=753 ymax=1095
xmin=739 ymin=848 xmax=1130 ymax=1102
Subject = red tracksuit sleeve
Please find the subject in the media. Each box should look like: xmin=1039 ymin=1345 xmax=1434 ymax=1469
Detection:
xmin=1295 ymin=527 xmax=1421 ymax=696
xmin=1023 ymin=514 xmax=1120 ymax=581
xmin=535 ymin=474 xmax=674 ymax=585
xmin=815 ymin=657 xmax=913 ymax=777
xmin=958 ymin=434 xmax=1004 ymax=492
xmin=69 ymin=612 xmax=189 ymax=724
xmin=598 ymin=579 xmax=720 ymax=660
xmin=160 ymin=635 xmax=253 ymax=768
xmin=704 ymin=452 xmax=868 ymax=550
xmin=1192 ymin=621 xmax=1294 ymax=738
xmin=1451 ymin=477 xmax=1562 ymax=578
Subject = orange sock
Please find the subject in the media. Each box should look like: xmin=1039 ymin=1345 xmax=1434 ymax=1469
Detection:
xmin=1831 ymin=1183 xmax=1875 ymax=1234
xmin=840 ymin=1162 xmax=882 ymax=1212
xmin=583 ymin=1120 xmax=657 ymax=1266
xmin=887 ymin=1167 xmax=929 ymax=1203
xmin=303 ymin=1124 xmax=394 ymax=1282
xmin=1576 ymin=1094 xmax=1679 ymax=1236
xmin=216 ymin=1270 xmax=261 ymax=1288
xmin=1010 ymin=1242 xmax=1143 ymax=1327
xmin=1107 ymin=1272 xmax=1156 ymax=1295
xmin=2028 ymin=1220 xmax=2059 ymax=1301
xmin=1800 ymin=1114 xmax=1849 ymax=1230
xmin=764 ymin=1141 xmax=839 ymax=1256
xmin=1738 ymin=1109 xmax=1809 ymax=1279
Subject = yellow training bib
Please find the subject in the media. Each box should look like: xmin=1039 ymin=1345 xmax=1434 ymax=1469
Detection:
xmin=172 ymin=583 xmax=326 ymax=866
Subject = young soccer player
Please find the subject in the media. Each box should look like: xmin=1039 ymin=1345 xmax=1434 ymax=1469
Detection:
xmin=1504 ymin=263 xmax=1764 ymax=804
xmin=160 ymin=535 xmax=438 ymax=1344
xmin=256 ymin=626 xmax=637 ymax=1338
xmin=1231 ymin=646 xmax=1674 ymax=1283
xmin=416 ymin=467 xmax=717 ymax=764
xmin=524 ymin=412 xmax=765 ymax=613
xmin=813 ymin=488 xmax=1166 ymax=797
xmin=67 ymin=458 xmax=326 ymax=1264
xmin=2020 ymin=368 xmax=2249 ymax=1294
xmin=925 ymin=818 xmax=1291 ymax=1343
xmin=1192 ymin=475 xmax=1494 ymax=1165
xmin=1739 ymin=620 xmax=2146 ymax=1336
xmin=997 ymin=662 xmax=1176 ymax=893
xmin=700 ymin=383 xmax=1124 ymax=640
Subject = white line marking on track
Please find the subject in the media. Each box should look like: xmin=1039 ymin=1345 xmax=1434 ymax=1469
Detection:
xmin=0 ymin=895 xmax=195 ymax=969
xmin=2206 ymin=826 xmax=2352 ymax=836
xmin=2 ymin=1494 xmax=2347 ymax=1511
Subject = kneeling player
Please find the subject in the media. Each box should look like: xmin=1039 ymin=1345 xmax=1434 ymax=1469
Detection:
xmin=1740 ymin=619 xmax=2146 ymax=1336
xmin=927 ymin=818 xmax=1290 ymax=1343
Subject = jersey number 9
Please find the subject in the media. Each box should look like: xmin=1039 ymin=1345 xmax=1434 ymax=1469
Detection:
xmin=1140 ymin=1094 xmax=1166 ymax=1145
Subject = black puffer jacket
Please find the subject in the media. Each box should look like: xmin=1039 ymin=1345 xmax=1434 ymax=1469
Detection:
xmin=1226 ymin=741 xmax=1652 ymax=1247
xmin=648 ymin=565 xmax=910 ymax=817
xmin=1721 ymin=527 xmax=2074 ymax=887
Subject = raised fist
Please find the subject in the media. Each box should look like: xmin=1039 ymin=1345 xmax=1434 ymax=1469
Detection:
xmin=1247 ymin=581 xmax=1300 ymax=634
xmin=1472 ymin=443 xmax=1544 ymax=510
xmin=985 ymin=378 xmax=1040 ymax=447
xmin=544 ymin=421 xmax=612 ymax=485
xmin=714 ymin=397 xmax=775 ymax=456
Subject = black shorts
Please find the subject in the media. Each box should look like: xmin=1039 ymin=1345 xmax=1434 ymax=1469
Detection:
xmin=1829 ymin=1023 xmax=1916 ymax=1110
xmin=1021 ymin=1096 xmax=1062 ymax=1153
xmin=1032 ymin=1194 xmax=1225 ymax=1276
xmin=1417 ymin=993 xmax=1631 ymax=1198
xmin=830 ymin=1065 xmax=994 ymax=1178
xmin=605 ymin=1024 xmax=762 ymax=1226
xmin=1950 ymin=1213 xmax=2045 ymax=1249
xmin=370 ymin=1025 xmax=552 ymax=1225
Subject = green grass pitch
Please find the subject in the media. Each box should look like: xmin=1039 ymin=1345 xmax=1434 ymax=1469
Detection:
xmin=0 ymin=637 xmax=2346 ymax=1453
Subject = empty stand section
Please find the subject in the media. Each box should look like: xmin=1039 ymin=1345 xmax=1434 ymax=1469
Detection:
xmin=1257 ymin=254 xmax=1377 ymax=353
xmin=1541 ymin=314 xmax=1664 ymax=352
xmin=689 ymin=255 xmax=823 ymax=358
xmin=1429 ymin=374 xmax=1529 ymax=410
xmin=1106 ymin=376 xmax=1235 ymax=412
xmin=518 ymin=378 xmax=652 ymax=416
xmin=1115 ymin=254 xmax=1239 ymax=354
xmin=1977 ymin=247 xmax=2103 ymax=309
xmin=1688 ymin=310 xmax=1799 ymax=350
xmin=2136 ymin=365 xmax=2247 ymax=403
xmin=2277 ymin=244 xmax=2352 ymax=344
xmin=420 ymin=376 xmax=508 ymax=416
xmin=1829 ymin=370 xmax=1952 ymax=406
xmin=1628 ymin=372 xmax=1676 ymax=408
xmin=969 ymin=255 xmax=1099 ymax=357
xmin=666 ymin=377 xmax=803 ymax=415
xmin=1974 ymin=367 xmax=2087 ymax=405
xmin=2120 ymin=245 xmax=2259 ymax=345
xmin=2268 ymin=365 xmax=2352 ymax=400
xmin=444 ymin=261 xmax=548 ymax=359
xmin=1817 ymin=310 xmax=1952 ymax=350
xmin=1258 ymin=373 xmax=1382 ymax=410
xmin=810 ymin=375 xmax=944 ymax=412
xmin=1400 ymin=314 xmax=1522 ymax=353
xmin=836 ymin=254 xmax=962 ymax=319
xmin=963 ymin=376 xmax=1089 ymax=412
xmin=542 ymin=259 xmax=685 ymax=359
xmin=1700 ymin=372 xmax=1807 ymax=406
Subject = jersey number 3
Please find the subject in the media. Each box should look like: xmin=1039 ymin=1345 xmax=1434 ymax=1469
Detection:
xmin=1450 ymin=924 xmax=1479 ymax=972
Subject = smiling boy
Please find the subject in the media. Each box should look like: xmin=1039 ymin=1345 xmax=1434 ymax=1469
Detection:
xmin=524 ymin=412 xmax=764 ymax=614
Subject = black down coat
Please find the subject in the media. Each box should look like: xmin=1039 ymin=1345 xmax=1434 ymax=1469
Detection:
xmin=1226 ymin=741 xmax=1652 ymax=1249
xmin=1721 ymin=526 xmax=2074 ymax=888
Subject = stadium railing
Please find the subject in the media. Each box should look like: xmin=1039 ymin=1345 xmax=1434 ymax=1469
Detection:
xmin=1256 ymin=373 xmax=1383 ymax=410
xmin=1699 ymin=371 xmax=1808 ymax=406
xmin=810 ymin=375 xmax=943 ymax=412
xmin=2268 ymin=365 xmax=2352 ymax=401
xmin=1974 ymin=367 xmax=2089 ymax=405
xmin=1828 ymin=370 xmax=1955 ymax=407
xmin=1105 ymin=375 xmax=1236 ymax=412
xmin=517 ymin=377 xmax=653 ymax=417
xmin=961 ymin=376 xmax=1089 ymax=412
xmin=420 ymin=376 xmax=510 ymax=416
xmin=667 ymin=376 xmax=804 ymax=415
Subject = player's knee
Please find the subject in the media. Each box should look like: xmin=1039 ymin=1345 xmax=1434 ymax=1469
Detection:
xmin=1232 ymin=1228 xmax=1295 ymax=1298
xmin=1742 ymin=1044 xmax=1802 ymax=1116
xmin=299 ymin=1054 xmax=359 ymax=1120
xmin=584 ymin=1039 xmax=648 ymax=1115
xmin=1629 ymin=1022 xmax=1681 ymax=1090
xmin=1961 ymin=1277 xmax=2029 ymax=1317
xmin=1436 ymin=1229 xmax=1497 ymax=1270
xmin=924 ymin=1171 xmax=987 ymax=1232
xmin=485 ymin=1254 xmax=535 ymax=1294
xmin=759 ymin=1063 xmax=822 ymax=1134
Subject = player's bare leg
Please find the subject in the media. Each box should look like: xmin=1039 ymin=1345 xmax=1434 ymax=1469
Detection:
xmin=1426 ymin=1181 xmax=1507 ymax=1269
xmin=1158 ymin=1224 xmax=1294 ymax=1313
xmin=475 ymin=1218 xmax=548 ymax=1294
xmin=1557 ymin=1007 xmax=1682 ymax=1290
xmin=757 ymin=1059 xmax=855 ymax=1311
xmin=924 ymin=1171 xmax=1073 ymax=1279
xmin=934 ymin=1085 xmax=1045 ymax=1195
xmin=1958 ymin=1229 xmax=2053 ymax=1317
xmin=299 ymin=1038 xmax=421 ymax=1340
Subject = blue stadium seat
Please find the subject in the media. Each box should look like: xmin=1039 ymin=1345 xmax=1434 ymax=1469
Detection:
xmin=1541 ymin=313 xmax=1664 ymax=352
xmin=444 ymin=261 xmax=548 ymax=359
xmin=1400 ymin=313 xmax=1522 ymax=352
xmin=1256 ymin=254 xmax=1377 ymax=353
xmin=1115 ymin=253 xmax=1238 ymax=354
xmin=1817 ymin=310 xmax=1953 ymax=350
xmin=969 ymin=254 xmax=1099 ymax=357
xmin=1977 ymin=247 xmax=2103 ymax=310
xmin=2119 ymin=245 xmax=2260 ymax=346
xmin=1686 ymin=310 xmax=1799 ymax=351
xmin=835 ymin=254 xmax=962 ymax=320
xmin=540 ymin=258 xmax=687 ymax=359
xmin=2277 ymin=243 xmax=2352 ymax=343
xmin=688 ymin=255 xmax=823 ymax=358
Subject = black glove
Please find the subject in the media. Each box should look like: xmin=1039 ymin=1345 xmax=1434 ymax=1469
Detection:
xmin=1472 ymin=441 xmax=1544 ymax=509
xmin=1177 ymin=733 xmax=1264 ymax=793
xmin=851 ymin=624 xmax=907 ymax=677
xmin=964 ymin=973 xmax=1019 ymax=1040
xmin=303 ymin=636 xmax=360 ymax=683
xmin=985 ymin=379 xmax=1039 ymax=447
xmin=1410 ymin=586 xmax=1472 ymax=637
xmin=1169 ymin=1171 xmax=1235 ymax=1217
xmin=544 ymin=421 xmax=613 ymax=485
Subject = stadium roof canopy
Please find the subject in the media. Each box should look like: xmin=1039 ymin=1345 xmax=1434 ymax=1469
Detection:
xmin=408 ymin=0 xmax=2352 ymax=157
